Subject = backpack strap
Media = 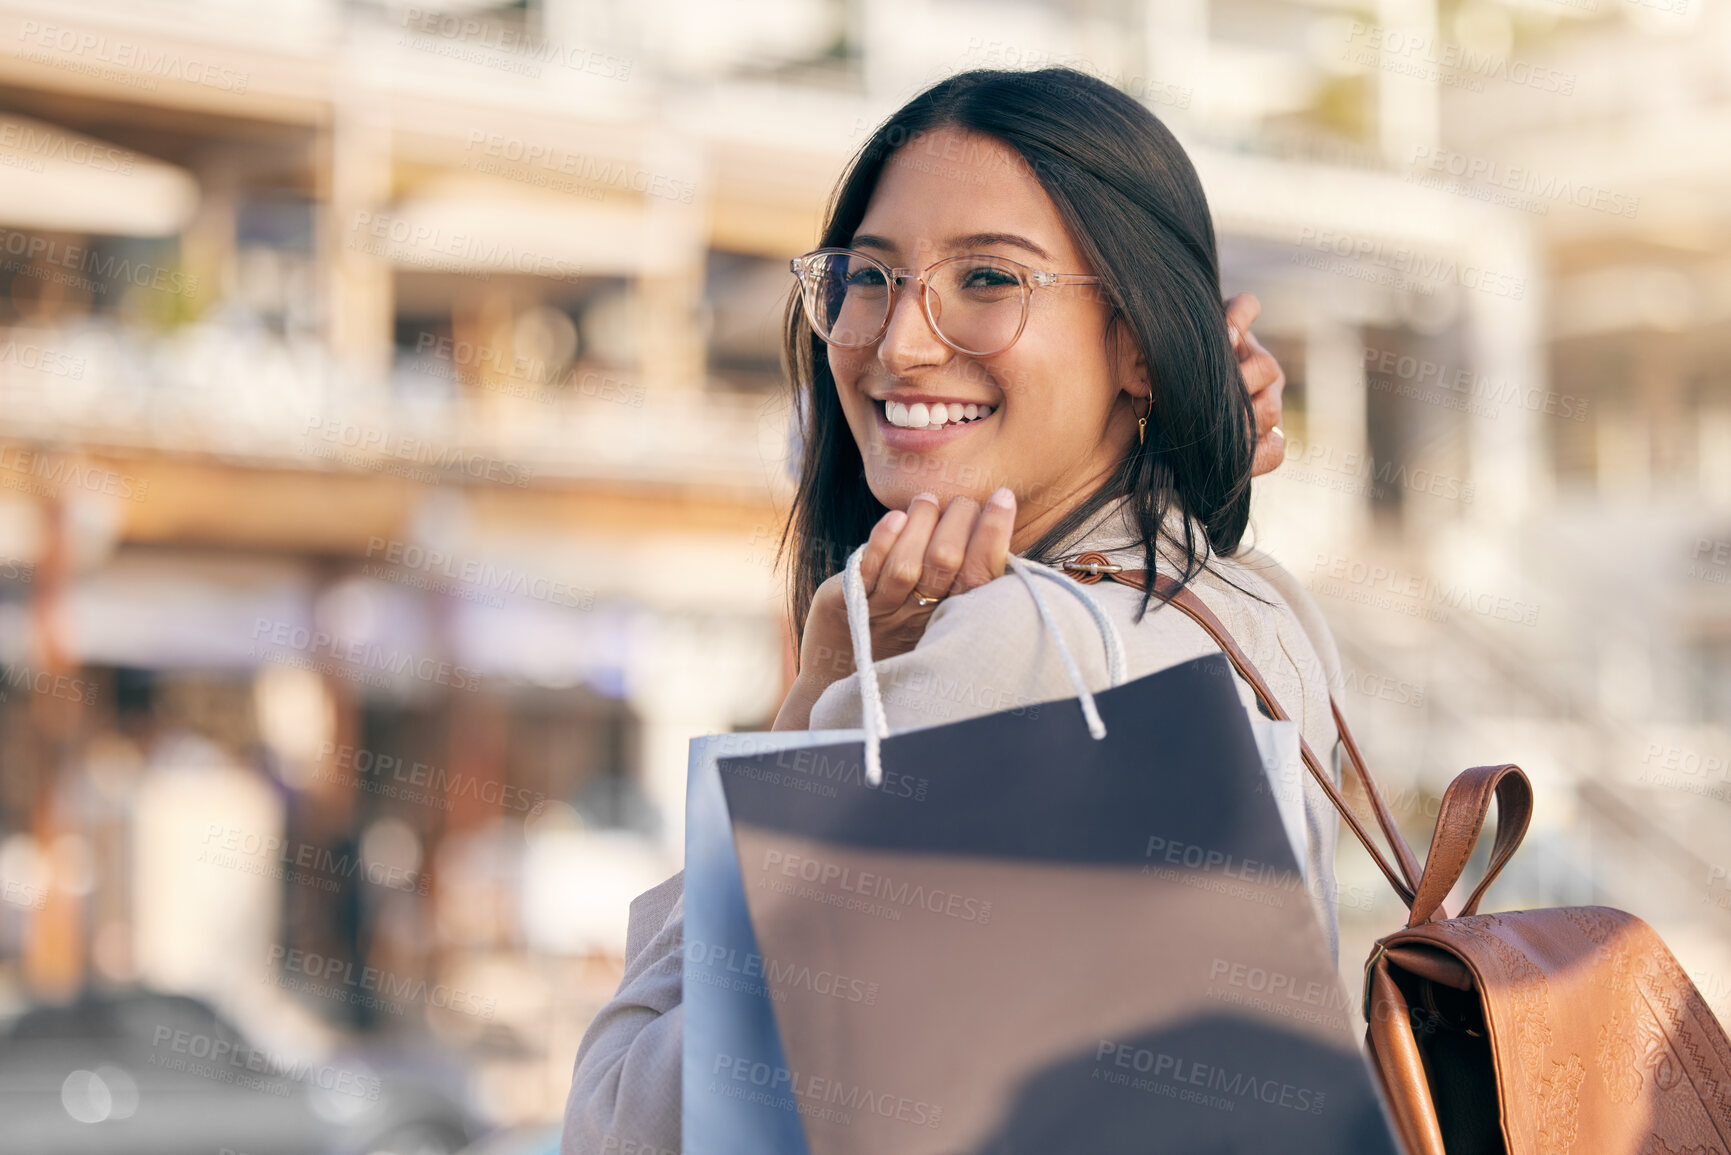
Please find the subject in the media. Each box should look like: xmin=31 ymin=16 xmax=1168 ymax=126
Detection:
xmin=1063 ymin=551 xmax=1425 ymax=908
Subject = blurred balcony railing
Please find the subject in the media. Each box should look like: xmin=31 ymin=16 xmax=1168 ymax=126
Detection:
xmin=0 ymin=317 xmax=793 ymax=494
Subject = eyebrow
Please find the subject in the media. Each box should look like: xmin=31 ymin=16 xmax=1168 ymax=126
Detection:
xmin=850 ymin=232 xmax=1054 ymax=261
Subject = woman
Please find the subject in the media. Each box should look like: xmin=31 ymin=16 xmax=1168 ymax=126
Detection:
xmin=563 ymin=67 xmax=1345 ymax=1154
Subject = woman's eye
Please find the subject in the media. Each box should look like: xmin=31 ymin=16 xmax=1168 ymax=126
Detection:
xmin=959 ymin=266 xmax=1019 ymax=290
xmin=845 ymin=269 xmax=888 ymax=289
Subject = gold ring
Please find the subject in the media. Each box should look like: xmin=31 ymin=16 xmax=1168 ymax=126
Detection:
xmin=912 ymin=588 xmax=946 ymax=607
xmin=1271 ymin=425 xmax=1285 ymax=441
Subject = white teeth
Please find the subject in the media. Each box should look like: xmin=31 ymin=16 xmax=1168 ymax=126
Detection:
xmin=881 ymin=400 xmax=996 ymax=428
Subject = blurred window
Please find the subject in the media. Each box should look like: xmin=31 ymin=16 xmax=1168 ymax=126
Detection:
xmin=705 ymin=249 xmax=790 ymax=393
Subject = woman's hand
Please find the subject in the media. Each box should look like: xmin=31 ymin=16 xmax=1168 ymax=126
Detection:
xmin=1226 ymin=293 xmax=1287 ymax=477
xmin=772 ymin=488 xmax=1018 ymax=730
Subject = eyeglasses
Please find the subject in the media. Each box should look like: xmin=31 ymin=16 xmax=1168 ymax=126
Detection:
xmin=790 ymin=247 xmax=1105 ymax=357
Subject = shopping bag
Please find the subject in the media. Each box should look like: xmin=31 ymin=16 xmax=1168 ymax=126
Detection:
xmin=700 ymin=552 xmax=1403 ymax=1153
xmin=684 ymin=727 xmax=847 ymax=1154
xmin=682 ymin=702 xmax=1307 ymax=1155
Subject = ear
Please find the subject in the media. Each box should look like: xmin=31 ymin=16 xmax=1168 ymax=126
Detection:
xmin=1107 ymin=310 xmax=1152 ymax=402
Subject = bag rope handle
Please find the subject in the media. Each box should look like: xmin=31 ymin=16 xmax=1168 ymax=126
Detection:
xmin=841 ymin=545 xmax=1127 ymax=787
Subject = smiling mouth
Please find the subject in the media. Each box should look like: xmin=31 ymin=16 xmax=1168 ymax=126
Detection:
xmin=877 ymin=399 xmax=997 ymax=429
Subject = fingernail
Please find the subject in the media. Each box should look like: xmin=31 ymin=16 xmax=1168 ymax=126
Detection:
xmin=884 ymin=509 xmax=908 ymax=532
xmin=911 ymin=492 xmax=938 ymax=507
xmin=988 ymin=487 xmax=1015 ymax=509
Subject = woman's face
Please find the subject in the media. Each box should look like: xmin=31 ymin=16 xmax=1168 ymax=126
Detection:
xmin=829 ymin=126 xmax=1145 ymax=548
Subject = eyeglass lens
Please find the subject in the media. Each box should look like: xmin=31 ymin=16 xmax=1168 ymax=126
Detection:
xmin=803 ymin=253 xmax=1027 ymax=354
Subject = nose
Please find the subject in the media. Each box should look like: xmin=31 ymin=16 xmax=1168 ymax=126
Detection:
xmin=877 ymin=275 xmax=951 ymax=376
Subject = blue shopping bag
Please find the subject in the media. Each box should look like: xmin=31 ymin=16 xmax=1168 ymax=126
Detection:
xmin=683 ymin=727 xmax=841 ymax=1155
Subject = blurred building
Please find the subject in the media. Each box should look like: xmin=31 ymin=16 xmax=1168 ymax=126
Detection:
xmin=0 ymin=0 xmax=1725 ymax=1133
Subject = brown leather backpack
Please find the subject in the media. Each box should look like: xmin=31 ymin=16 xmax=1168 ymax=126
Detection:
xmin=1064 ymin=553 xmax=1731 ymax=1154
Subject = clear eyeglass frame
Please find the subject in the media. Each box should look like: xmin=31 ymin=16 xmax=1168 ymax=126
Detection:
xmin=789 ymin=246 xmax=1107 ymax=357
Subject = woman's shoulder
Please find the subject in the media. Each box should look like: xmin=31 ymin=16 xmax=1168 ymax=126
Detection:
xmin=1215 ymin=545 xmax=1344 ymax=693
xmin=921 ymin=562 xmax=1247 ymax=710
xmin=625 ymin=869 xmax=684 ymax=965
xmin=811 ymin=566 xmax=1146 ymax=733
xmin=923 ymin=555 xmax=1308 ymax=681
xmin=924 ymin=562 xmax=1213 ymax=665
xmin=1049 ymin=502 xmax=1339 ymax=689
xmin=916 ymin=566 xmax=1132 ymax=695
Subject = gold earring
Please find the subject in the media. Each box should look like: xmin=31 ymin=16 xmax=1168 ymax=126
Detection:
xmin=1136 ymin=394 xmax=1149 ymax=446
